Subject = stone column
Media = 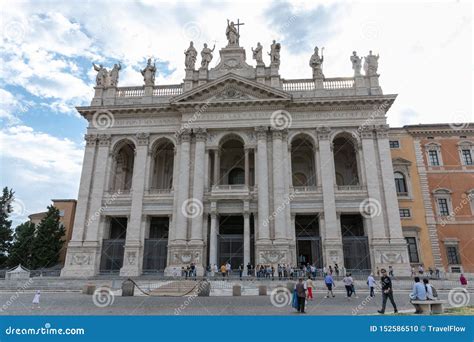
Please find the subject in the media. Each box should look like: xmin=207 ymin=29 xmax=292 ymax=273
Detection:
xmin=360 ymin=128 xmax=387 ymax=241
xmin=120 ymin=133 xmax=149 ymax=276
xmin=272 ymin=129 xmax=287 ymax=242
xmin=243 ymin=211 xmax=251 ymax=269
xmin=317 ymin=127 xmax=343 ymax=268
xmin=168 ymin=144 xmax=180 ymax=242
xmin=209 ymin=211 xmax=218 ymax=267
xmin=255 ymin=126 xmax=271 ymax=243
xmin=174 ymin=130 xmax=191 ymax=243
xmin=189 ymin=129 xmax=207 ymax=275
xmin=213 ymin=149 xmax=220 ymax=186
xmin=244 ymin=148 xmax=250 ymax=187
xmin=70 ymin=134 xmax=97 ymax=243
xmin=282 ymin=132 xmax=292 ymax=245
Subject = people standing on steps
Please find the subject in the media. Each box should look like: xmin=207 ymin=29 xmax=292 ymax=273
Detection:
xmin=377 ymin=268 xmax=398 ymax=314
xmin=306 ymin=275 xmax=314 ymax=300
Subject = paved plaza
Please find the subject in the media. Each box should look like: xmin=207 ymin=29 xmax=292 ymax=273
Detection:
xmin=1 ymin=288 xmax=471 ymax=316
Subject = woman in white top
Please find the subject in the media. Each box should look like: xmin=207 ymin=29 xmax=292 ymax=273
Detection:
xmin=367 ymin=273 xmax=376 ymax=297
xmin=423 ymin=278 xmax=436 ymax=300
xmin=32 ymin=290 xmax=41 ymax=309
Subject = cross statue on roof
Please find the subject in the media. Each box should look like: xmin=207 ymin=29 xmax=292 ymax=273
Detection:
xmin=226 ymin=19 xmax=245 ymax=46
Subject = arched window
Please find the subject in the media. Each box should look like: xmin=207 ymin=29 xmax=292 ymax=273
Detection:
xmin=291 ymin=135 xmax=316 ymax=187
xmin=111 ymin=141 xmax=135 ymax=191
xmin=333 ymin=135 xmax=360 ymax=186
xmin=228 ymin=168 xmax=245 ymax=185
xmin=394 ymin=172 xmax=408 ymax=195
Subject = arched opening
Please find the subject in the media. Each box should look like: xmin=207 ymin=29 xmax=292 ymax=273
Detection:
xmin=291 ymin=136 xmax=316 ymax=187
xmin=394 ymin=172 xmax=408 ymax=195
xmin=219 ymin=138 xmax=245 ymax=185
xmin=111 ymin=141 xmax=135 ymax=191
xmin=151 ymin=140 xmax=174 ymax=190
xmin=333 ymin=135 xmax=360 ymax=186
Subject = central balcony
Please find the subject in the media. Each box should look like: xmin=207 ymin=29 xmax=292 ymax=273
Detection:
xmin=207 ymin=184 xmax=253 ymax=200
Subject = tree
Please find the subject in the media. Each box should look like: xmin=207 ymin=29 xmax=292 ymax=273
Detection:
xmin=8 ymin=221 xmax=36 ymax=268
xmin=30 ymin=205 xmax=65 ymax=269
xmin=0 ymin=187 xmax=14 ymax=267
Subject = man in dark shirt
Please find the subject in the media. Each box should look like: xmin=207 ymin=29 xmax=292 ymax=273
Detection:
xmin=378 ymin=268 xmax=398 ymax=314
xmin=295 ymin=278 xmax=307 ymax=313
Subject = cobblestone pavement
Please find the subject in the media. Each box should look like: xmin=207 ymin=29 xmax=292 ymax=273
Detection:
xmin=0 ymin=289 xmax=471 ymax=316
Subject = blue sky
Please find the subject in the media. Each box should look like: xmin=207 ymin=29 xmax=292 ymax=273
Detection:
xmin=0 ymin=0 xmax=472 ymax=226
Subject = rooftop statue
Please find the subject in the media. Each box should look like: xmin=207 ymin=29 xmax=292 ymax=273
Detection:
xmin=268 ymin=40 xmax=281 ymax=67
xmin=364 ymin=50 xmax=379 ymax=76
xmin=109 ymin=63 xmax=122 ymax=87
xmin=200 ymin=43 xmax=215 ymax=70
xmin=350 ymin=51 xmax=362 ymax=76
xmin=141 ymin=58 xmax=156 ymax=86
xmin=184 ymin=41 xmax=198 ymax=70
xmin=252 ymin=42 xmax=264 ymax=66
xmin=225 ymin=20 xmax=240 ymax=46
xmin=92 ymin=63 xmax=109 ymax=87
xmin=309 ymin=46 xmax=324 ymax=79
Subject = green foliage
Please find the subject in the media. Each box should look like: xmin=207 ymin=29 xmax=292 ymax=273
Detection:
xmin=0 ymin=187 xmax=14 ymax=267
xmin=8 ymin=221 xmax=36 ymax=268
xmin=30 ymin=205 xmax=65 ymax=269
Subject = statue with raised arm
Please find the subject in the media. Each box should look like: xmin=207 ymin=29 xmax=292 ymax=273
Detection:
xmin=350 ymin=51 xmax=362 ymax=76
xmin=364 ymin=50 xmax=379 ymax=76
xmin=109 ymin=62 xmax=122 ymax=87
xmin=141 ymin=58 xmax=156 ymax=86
xmin=226 ymin=20 xmax=239 ymax=46
xmin=200 ymin=43 xmax=215 ymax=70
xmin=184 ymin=41 xmax=198 ymax=70
xmin=309 ymin=46 xmax=324 ymax=79
xmin=252 ymin=42 xmax=264 ymax=66
xmin=93 ymin=63 xmax=109 ymax=87
xmin=268 ymin=40 xmax=281 ymax=67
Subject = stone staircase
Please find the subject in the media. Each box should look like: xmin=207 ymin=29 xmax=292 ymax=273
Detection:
xmin=147 ymin=280 xmax=199 ymax=297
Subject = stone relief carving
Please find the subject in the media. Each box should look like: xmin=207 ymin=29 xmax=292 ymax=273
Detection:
xmin=259 ymin=250 xmax=285 ymax=264
xmin=172 ymin=251 xmax=201 ymax=264
xmin=127 ymin=251 xmax=136 ymax=265
xmin=71 ymin=254 xmax=91 ymax=266
xmin=214 ymin=87 xmax=251 ymax=100
xmin=380 ymin=252 xmax=404 ymax=264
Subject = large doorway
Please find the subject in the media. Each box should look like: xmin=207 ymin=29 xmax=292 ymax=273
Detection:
xmin=143 ymin=217 xmax=169 ymax=272
xmin=295 ymin=215 xmax=322 ymax=267
xmin=100 ymin=217 xmax=127 ymax=273
xmin=217 ymin=215 xmax=243 ymax=270
xmin=341 ymin=214 xmax=370 ymax=271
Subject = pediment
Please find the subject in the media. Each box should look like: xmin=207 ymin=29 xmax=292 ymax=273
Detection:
xmin=171 ymin=73 xmax=291 ymax=105
xmin=392 ymin=157 xmax=412 ymax=165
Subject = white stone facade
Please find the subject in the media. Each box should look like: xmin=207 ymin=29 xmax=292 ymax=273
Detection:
xmin=61 ymin=39 xmax=410 ymax=278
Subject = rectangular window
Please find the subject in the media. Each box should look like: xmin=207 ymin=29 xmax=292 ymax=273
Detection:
xmin=405 ymin=237 xmax=419 ymax=263
xmin=462 ymin=149 xmax=473 ymax=165
xmin=438 ymin=198 xmax=450 ymax=216
xmin=389 ymin=140 xmax=400 ymax=148
xmin=59 ymin=210 xmax=65 ymax=217
xmin=399 ymin=208 xmax=411 ymax=218
xmin=429 ymin=150 xmax=440 ymax=166
xmin=446 ymin=246 xmax=461 ymax=265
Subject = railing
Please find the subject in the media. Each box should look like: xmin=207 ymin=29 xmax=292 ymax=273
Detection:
xmin=323 ymin=77 xmax=355 ymax=89
xmin=282 ymin=79 xmax=315 ymax=91
xmin=147 ymin=188 xmax=173 ymax=194
xmin=212 ymin=184 xmax=248 ymax=191
xmin=292 ymin=186 xmax=321 ymax=192
xmin=153 ymin=85 xmax=183 ymax=96
xmin=116 ymin=86 xmax=144 ymax=97
xmin=336 ymin=185 xmax=365 ymax=191
xmin=282 ymin=77 xmax=355 ymax=91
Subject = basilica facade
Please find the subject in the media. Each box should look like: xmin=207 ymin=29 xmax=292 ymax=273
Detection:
xmin=61 ymin=23 xmax=411 ymax=278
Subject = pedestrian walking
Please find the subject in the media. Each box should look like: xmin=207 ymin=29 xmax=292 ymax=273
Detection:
xmin=32 ymin=290 xmax=41 ymax=309
xmin=376 ymin=267 xmax=380 ymax=277
xmin=220 ymin=264 xmax=227 ymax=278
xmin=409 ymin=276 xmax=427 ymax=314
xmin=435 ymin=268 xmax=440 ymax=278
xmin=238 ymin=264 xmax=243 ymax=279
xmin=324 ymin=273 xmax=335 ymax=298
xmin=306 ymin=276 xmax=314 ymax=300
xmin=388 ymin=265 xmax=394 ymax=277
xmin=226 ymin=262 xmax=231 ymax=277
xmin=343 ymin=274 xmax=353 ymax=299
xmin=460 ymin=274 xmax=468 ymax=288
xmin=295 ymin=278 xmax=307 ymax=313
xmin=334 ymin=263 xmax=339 ymax=276
xmin=367 ymin=273 xmax=376 ymax=297
xmin=377 ymin=268 xmax=398 ymax=314
xmin=418 ymin=264 xmax=424 ymax=275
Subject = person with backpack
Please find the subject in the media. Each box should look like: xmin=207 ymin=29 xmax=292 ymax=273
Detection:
xmin=423 ymin=278 xmax=437 ymax=300
xmin=377 ymin=268 xmax=398 ymax=314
